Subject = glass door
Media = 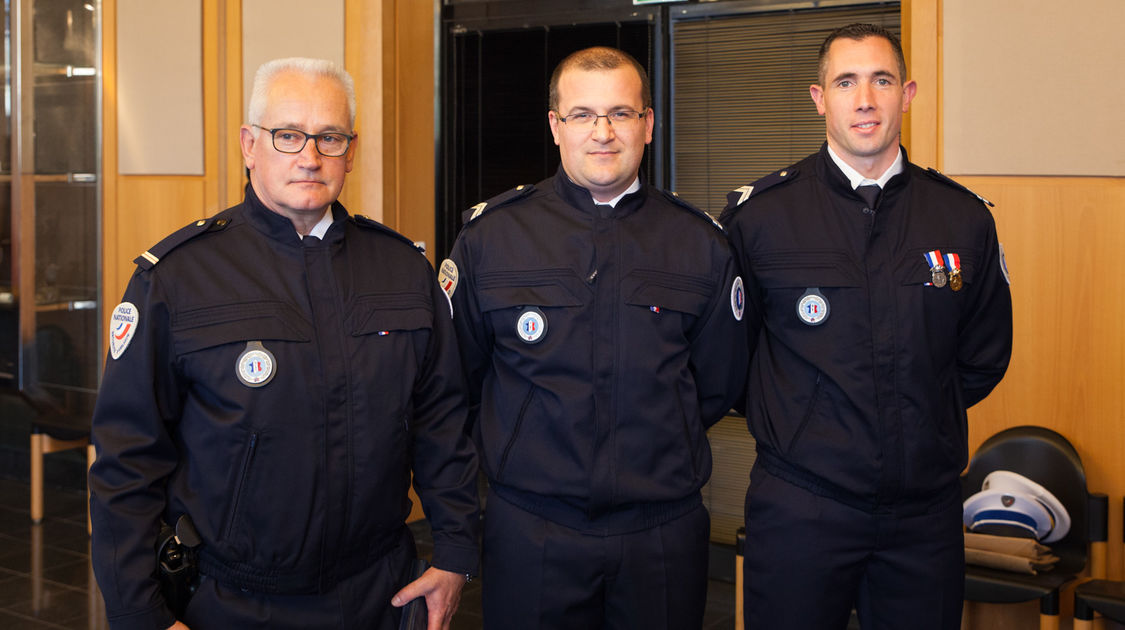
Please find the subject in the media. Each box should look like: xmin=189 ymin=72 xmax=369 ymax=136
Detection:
xmin=10 ymin=0 xmax=100 ymax=415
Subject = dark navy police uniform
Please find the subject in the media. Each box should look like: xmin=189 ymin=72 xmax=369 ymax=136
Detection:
xmin=89 ymin=185 xmax=480 ymax=630
xmin=444 ymin=168 xmax=747 ymax=630
xmin=721 ymin=144 xmax=1013 ymax=630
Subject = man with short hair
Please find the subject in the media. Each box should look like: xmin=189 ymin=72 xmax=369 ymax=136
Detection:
xmin=442 ymin=46 xmax=746 ymax=630
xmin=721 ymin=23 xmax=1013 ymax=630
xmin=89 ymin=57 xmax=479 ymax=630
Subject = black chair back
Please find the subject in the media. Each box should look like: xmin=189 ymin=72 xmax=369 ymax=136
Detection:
xmin=961 ymin=425 xmax=1090 ymax=574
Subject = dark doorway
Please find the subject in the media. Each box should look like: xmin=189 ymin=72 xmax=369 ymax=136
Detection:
xmin=437 ymin=4 xmax=661 ymax=259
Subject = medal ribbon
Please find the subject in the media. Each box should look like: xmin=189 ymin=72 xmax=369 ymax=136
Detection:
xmin=924 ymin=249 xmax=944 ymax=270
xmin=943 ymin=252 xmax=960 ymax=274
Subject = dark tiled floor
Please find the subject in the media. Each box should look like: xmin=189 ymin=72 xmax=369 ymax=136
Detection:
xmin=0 ymin=476 xmax=737 ymax=629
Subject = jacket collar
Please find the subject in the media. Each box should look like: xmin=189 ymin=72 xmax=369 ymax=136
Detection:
xmin=242 ymin=183 xmax=348 ymax=245
xmin=551 ymin=165 xmax=647 ymax=219
xmin=815 ymin=142 xmax=912 ymax=204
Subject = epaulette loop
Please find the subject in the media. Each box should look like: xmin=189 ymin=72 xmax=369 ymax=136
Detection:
xmin=352 ymin=214 xmax=422 ymax=252
xmin=462 ymin=184 xmax=535 ymax=224
xmin=660 ymin=189 xmax=725 ymax=233
xmin=925 ymin=168 xmax=994 ymax=207
xmin=722 ymin=167 xmax=799 ymax=214
xmin=134 ymin=216 xmax=230 ymax=270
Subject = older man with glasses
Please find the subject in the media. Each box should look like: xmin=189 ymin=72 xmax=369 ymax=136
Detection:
xmin=89 ymin=57 xmax=480 ymax=630
xmin=441 ymin=46 xmax=746 ymax=630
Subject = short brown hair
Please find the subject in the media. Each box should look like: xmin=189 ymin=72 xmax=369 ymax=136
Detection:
xmin=548 ymin=46 xmax=651 ymax=112
xmin=817 ymin=23 xmax=906 ymax=86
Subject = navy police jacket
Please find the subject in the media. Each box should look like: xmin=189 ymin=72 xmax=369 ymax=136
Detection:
xmin=720 ymin=144 xmax=1013 ymax=512
xmin=445 ymin=168 xmax=746 ymax=531
xmin=89 ymin=186 xmax=480 ymax=630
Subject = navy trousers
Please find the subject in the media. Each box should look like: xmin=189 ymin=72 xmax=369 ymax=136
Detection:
xmin=482 ymin=488 xmax=710 ymax=630
xmin=743 ymin=463 xmax=964 ymax=630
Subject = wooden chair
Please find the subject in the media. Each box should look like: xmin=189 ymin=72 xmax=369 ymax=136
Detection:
xmin=1074 ymin=498 xmax=1125 ymax=629
xmin=24 ymin=388 xmax=94 ymax=533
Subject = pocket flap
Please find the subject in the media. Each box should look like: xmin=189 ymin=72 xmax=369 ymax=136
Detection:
xmin=898 ymin=249 xmax=979 ymax=286
xmin=172 ymin=302 xmax=310 ymax=354
xmin=477 ymin=278 xmax=585 ymax=312
xmin=623 ymin=272 xmax=713 ymax=315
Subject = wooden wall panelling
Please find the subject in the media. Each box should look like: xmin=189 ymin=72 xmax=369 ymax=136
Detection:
xmin=343 ymin=0 xmax=384 ymax=224
xmin=390 ymin=0 xmax=436 ymax=261
xmin=907 ymin=2 xmax=1125 ymax=627
xmin=960 ymin=176 xmax=1125 ymax=629
xmin=901 ymin=0 xmax=940 ymax=169
xmin=103 ymin=0 xmax=221 ymax=327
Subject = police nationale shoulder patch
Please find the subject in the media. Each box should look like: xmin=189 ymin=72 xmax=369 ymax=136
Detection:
xmin=439 ymin=259 xmax=459 ymax=298
xmin=109 ymin=302 xmax=139 ymax=359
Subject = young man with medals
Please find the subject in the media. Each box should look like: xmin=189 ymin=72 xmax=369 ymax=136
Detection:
xmin=721 ymin=23 xmax=1013 ymax=630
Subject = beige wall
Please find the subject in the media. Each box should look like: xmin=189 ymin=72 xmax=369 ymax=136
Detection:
xmin=908 ymin=1 xmax=1125 ymax=627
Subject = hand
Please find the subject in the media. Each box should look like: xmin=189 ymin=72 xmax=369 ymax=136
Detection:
xmin=166 ymin=622 xmax=191 ymax=630
xmin=391 ymin=567 xmax=467 ymax=630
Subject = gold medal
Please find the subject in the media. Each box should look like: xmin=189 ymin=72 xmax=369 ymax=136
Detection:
xmin=949 ymin=268 xmax=963 ymax=292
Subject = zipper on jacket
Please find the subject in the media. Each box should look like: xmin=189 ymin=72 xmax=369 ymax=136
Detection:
xmin=224 ymin=432 xmax=259 ymax=540
xmin=786 ymin=373 xmax=822 ymax=454
xmin=497 ymin=385 xmax=536 ymax=480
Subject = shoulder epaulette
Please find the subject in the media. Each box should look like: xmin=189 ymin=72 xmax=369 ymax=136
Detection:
xmin=462 ymin=184 xmax=536 ymax=224
xmin=924 ymin=168 xmax=994 ymax=207
xmin=134 ymin=216 xmax=231 ymax=270
xmin=722 ymin=167 xmax=800 ymax=214
xmin=352 ymin=214 xmax=424 ymax=253
xmin=660 ymin=189 xmax=725 ymax=233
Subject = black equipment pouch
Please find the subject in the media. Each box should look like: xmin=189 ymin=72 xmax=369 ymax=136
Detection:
xmin=156 ymin=515 xmax=202 ymax=618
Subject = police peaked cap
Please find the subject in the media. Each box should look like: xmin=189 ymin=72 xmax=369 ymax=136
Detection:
xmin=962 ymin=470 xmax=1071 ymax=543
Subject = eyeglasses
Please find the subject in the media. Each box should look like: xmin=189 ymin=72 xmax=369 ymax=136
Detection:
xmin=555 ymin=110 xmax=646 ymax=129
xmin=252 ymin=125 xmax=354 ymax=157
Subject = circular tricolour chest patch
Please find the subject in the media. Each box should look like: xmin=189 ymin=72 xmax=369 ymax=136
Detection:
xmin=730 ymin=276 xmax=745 ymax=321
xmin=796 ymin=288 xmax=830 ymax=326
xmin=236 ymin=341 xmax=276 ymax=387
xmin=516 ymin=308 xmax=547 ymax=344
xmin=109 ymin=302 xmax=139 ymax=359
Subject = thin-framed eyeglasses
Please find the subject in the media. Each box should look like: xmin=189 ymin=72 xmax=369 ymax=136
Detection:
xmin=252 ymin=125 xmax=355 ymax=157
xmin=555 ymin=110 xmax=646 ymax=129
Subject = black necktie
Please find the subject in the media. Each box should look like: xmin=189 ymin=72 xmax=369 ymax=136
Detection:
xmin=302 ymin=234 xmax=321 ymax=246
xmin=856 ymin=184 xmax=881 ymax=208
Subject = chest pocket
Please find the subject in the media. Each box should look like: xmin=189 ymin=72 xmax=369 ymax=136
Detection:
xmin=752 ymin=249 xmax=862 ymax=289
xmin=172 ymin=301 xmax=311 ymax=355
xmin=348 ymin=294 xmax=433 ymax=335
xmin=476 ymin=269 xmax=588 ymax=312
xmin=897 ymin=248 xmax=980 ymax=288
xmin=622 ymin=270 xmax=713 ymax=316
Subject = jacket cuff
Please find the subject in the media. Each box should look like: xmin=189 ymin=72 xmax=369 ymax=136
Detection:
xmin=431 ymin=541 xmax=480 ymax=577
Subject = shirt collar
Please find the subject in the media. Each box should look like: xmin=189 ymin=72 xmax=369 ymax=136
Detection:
xmin=303 ymin=208 xmax=334 ymax=240
xmin=827 ymin=144 xmax=904 ymax=190
xmin=594 ymin=177 xmax=641 ymax=208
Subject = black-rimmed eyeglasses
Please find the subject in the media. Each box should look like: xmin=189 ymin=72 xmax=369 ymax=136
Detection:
xmin=252 ymin=125 xmax=354 ymax=157
xmin=555 ymin=110 xmax=646 ymax=129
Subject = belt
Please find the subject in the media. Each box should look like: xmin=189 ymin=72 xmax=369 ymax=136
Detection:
xmin=198 ymin=526 xmax=404 ymax=595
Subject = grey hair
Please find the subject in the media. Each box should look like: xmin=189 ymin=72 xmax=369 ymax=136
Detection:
xmin=247 ymin=57 xmax=356 ymax=128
